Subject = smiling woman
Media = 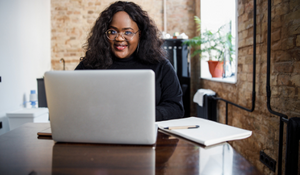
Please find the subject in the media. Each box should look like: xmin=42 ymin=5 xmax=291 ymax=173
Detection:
xmin=107 ymin=11 xmax=140 ymax=59
xmin=75 ymin=1 xmax=185 ymax=121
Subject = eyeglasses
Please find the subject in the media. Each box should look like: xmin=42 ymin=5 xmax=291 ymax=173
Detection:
xmin=105 ymin=29 xmax=139 ymax=41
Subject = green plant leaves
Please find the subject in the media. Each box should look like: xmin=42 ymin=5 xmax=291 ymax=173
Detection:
xmin=183 ymin=16 xmax=235 ymax=62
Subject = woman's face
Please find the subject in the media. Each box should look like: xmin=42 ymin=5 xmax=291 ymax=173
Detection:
xmin=108 ymin=11 xmax=140 ymax=59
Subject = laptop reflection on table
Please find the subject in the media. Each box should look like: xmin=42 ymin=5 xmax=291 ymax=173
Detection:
xmin=52 ymin=143 xmax=155 ymax=175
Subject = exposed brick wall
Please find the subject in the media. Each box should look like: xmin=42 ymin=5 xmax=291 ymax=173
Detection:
xmin=199 ymin=0 xmax=300 ymax=174
xmin=189 ymin=0 xmax=200 ymax=117
xmin=51 ymin=0 xmax=195 ymax=70
xmin=166 ymin=0 xmax=196 ymax=37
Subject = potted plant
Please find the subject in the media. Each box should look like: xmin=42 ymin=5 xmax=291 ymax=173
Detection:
xmin=184 ymin=16 xmax=235 ymax=78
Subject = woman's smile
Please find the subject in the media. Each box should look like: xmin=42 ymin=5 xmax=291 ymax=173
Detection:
xmin=114 ymin=43 xmax=128 ymax=51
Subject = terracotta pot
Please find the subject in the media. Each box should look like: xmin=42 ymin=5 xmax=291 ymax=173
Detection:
xmin=207 ymin=60 xmax=224 ymax=78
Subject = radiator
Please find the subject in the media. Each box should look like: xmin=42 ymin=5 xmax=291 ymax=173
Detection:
xmin=285 ymin=117 xmax=300 ymax=175
xmin=196 ymin=95 xmax=217 ymax=121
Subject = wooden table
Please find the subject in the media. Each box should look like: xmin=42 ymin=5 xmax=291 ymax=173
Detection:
xmin=0 ymin=123 xmax=261 ymax=175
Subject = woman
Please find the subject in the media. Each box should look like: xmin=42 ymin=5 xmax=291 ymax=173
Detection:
xmin=75 ymin=1 xmax=184 ymax=121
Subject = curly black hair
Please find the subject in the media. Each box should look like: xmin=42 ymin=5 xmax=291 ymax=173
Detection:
xmin=81 ymin=1 xmax=166 ymax=69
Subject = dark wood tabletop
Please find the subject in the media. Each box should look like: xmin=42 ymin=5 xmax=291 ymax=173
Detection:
xmin=0 ymin=123 xmax=261 ymax=175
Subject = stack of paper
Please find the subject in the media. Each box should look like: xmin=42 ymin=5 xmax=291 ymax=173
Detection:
xmin=156 ymin=117 xmax=252 ymax=146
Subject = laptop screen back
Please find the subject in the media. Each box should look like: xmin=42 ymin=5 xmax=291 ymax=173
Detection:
xmin=44 ymin=70 xmax=156 ymax=145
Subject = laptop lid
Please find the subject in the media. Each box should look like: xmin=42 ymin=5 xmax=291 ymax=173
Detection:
xmin=44 ymin=70 xmax=157 ymax=145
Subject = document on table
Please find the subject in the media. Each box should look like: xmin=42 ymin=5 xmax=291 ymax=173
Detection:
xmin=37 ymin=127 xmax=52 ymax=137
xmin=156 ymin=117 xmax=252 ymax=146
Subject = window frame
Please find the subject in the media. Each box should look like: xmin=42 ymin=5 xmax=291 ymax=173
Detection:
xmin=199 ymin=0 xmax=238 ymax=84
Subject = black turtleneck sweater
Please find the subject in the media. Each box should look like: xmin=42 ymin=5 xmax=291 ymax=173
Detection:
xmin=75 ymin=56 xmax=184 ymax=121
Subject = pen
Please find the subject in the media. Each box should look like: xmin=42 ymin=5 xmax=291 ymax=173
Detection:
xmin=164 ymin=125 xmax=200 ymax=130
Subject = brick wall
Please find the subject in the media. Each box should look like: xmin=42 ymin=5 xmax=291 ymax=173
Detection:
xmin=166 ymin=0 xmax=196 ymax=37
xmin=51 ymin=0 xmax=195 ymax=70
xmin=199 ymin=0 xmax=300 ymax=174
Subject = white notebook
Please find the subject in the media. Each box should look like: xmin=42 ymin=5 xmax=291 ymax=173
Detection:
xmin=156 ymin=117 xmax=252 ymax=146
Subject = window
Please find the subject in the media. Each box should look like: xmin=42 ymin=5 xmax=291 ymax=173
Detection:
xmin=200 ymin=0 xmax=237 ymax=83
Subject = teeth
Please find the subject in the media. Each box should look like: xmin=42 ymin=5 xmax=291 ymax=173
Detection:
xmin=115 ymin=45 xmax=127 ymax=50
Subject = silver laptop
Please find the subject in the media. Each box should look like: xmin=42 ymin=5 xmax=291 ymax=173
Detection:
xmin=44 ymin=70 xmax=157 ymax=145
